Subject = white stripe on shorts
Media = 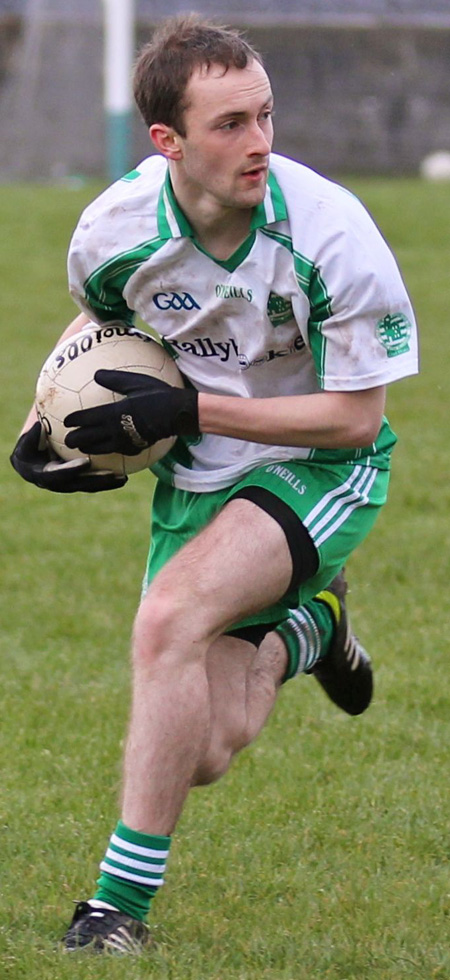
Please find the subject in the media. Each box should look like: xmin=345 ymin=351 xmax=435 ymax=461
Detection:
xmin=304 ymin=465 xmax=377 ymax=549
xmin=314 ymin=469 xmax=377 ymax=549
xmin=304 ymin=465 xmax=363 ymax=530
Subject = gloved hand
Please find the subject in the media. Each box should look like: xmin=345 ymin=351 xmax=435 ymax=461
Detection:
xmin=64 ymin=370 xmax=199 ymax=456
xmin=10 ymin=421 xmax=127 ymax=493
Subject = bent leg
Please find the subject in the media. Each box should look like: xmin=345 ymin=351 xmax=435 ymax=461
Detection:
xmin=192 ymin=630 xmax=288 ymax=786
xmin=193 ymin=573 xmax=374 ymax=788
xmin=122 ymin=497 xmax=293 ymax=835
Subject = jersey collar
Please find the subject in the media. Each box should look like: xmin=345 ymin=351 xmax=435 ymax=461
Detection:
xmin=251 ymin=170 xmax=288 ymax=228
xmin=157 ymin=166 xmax=287 ymax=240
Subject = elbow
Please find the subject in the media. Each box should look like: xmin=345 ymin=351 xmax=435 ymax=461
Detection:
xmin=330 ymin=387 xmax=386 ymax=449
xmin=345 ymin=416 xmax=382 ymax=448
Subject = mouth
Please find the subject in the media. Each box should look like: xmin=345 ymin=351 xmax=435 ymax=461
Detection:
xmin=240 ymin=165 xmax=268 ymax=182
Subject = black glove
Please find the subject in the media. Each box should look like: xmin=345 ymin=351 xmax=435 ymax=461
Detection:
xmin=10 ymin=421 xmax=127 ymax=493
xmin=64 ymin=370 xmax=199 ymax=456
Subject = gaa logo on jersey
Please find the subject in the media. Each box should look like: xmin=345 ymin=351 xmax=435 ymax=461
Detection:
xmin=152 ymin=292 xmax=201 ymax=311
xmin=376 ymin=312 xmax=411 ymax=358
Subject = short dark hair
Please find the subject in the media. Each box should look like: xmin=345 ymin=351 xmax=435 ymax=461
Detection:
xmin=133 ymin=14 xmax=263 ymax=136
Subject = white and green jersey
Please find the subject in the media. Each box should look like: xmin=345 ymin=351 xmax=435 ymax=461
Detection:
xmin=68 ymin=152 xmax=418 ymax=492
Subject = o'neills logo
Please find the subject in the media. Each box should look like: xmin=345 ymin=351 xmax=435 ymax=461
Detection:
xmin=265 ymin=463 xmax=306 ymax=495
xmin=215 ymin=284 xmax=253 ymax=303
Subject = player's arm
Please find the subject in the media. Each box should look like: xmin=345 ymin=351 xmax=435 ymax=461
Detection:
xmin=62 ymin=367 xmax=385 ymax=458
xmin=197 ymin=385 xmax=386 ymax=449
xmin=10 ymin=312 xmax=127 ymax=493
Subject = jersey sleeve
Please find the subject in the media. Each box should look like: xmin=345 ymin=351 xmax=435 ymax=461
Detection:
xmin=67 ymin=156 xmax=167 ymax=327
xmin=301 ymin=192 xmax=419 ymax=391
xmin=67 ymin=216 xmax=135 ymax=326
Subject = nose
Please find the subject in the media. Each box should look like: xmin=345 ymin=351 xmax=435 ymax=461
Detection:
xmin=247 ymin=119 xmax=272 ymax=158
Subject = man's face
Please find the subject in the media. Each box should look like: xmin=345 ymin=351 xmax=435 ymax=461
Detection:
xmin=176 ymin=59 xmax=274 ymax=210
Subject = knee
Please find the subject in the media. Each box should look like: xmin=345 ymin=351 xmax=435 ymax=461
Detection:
xmin=131 ymin=588 xmax=183 ymax=667
xmin=132 ymin=584 xmax=213 ymax=669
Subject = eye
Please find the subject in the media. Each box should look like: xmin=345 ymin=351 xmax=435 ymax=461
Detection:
xmin=220 ymin=119 xmax=239 ymax=131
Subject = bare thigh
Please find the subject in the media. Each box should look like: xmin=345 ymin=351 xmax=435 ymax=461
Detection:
xmin=141 ymin=496 xmax=294 ymax=647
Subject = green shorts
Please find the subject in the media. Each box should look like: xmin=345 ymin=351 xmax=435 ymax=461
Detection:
xmin=144 ymin=459 xmax=390 ymax=629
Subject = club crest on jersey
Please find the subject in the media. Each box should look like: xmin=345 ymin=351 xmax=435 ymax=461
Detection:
xmin=266 ymin=291 xmax=294 ymax=327
xmin=153 ymin=291 xmax=201 ymax=311
xmin=376 ymin=312 xmax=411 ymax=357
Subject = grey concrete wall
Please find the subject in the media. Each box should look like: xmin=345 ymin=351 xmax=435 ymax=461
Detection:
xmin=254 ymin=24 xmax=450 ymax=174
xmin=0 ymin=18 xmax=449 ymax=178
xmin=3 ymin=1 xmax=450 ymax=22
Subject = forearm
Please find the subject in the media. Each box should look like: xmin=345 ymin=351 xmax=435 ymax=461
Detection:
xmin=198 ymin=387 xmax=386 ymax=449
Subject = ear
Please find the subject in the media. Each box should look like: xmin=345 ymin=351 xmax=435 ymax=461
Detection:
xmin=149 ymin=124 xmax=183 ymax=160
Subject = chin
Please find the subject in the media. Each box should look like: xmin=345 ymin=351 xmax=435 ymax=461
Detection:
xmin=234 ymin=187 xmax=266 ymax=209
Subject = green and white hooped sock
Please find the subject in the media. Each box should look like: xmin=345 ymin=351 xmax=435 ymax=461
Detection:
xmin=276 ymin=589 xmax=341 ymax=682
xmin=94 ymin=820 xmax=171 ymax=921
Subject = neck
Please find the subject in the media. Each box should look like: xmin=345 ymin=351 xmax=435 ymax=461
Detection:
xmin=169 ymin=165 xmax=254 ymax=260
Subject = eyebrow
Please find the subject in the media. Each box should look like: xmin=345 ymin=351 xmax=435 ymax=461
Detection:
xmin=213 ymin=98 xmax=274 ymax=124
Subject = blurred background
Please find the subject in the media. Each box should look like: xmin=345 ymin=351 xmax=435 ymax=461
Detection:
xmin=2 ymin=6 xmax=450 ymax=977
xmin=1 ymin=0 xmax=450 ymax=181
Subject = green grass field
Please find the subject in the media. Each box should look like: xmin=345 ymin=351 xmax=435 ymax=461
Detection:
xmin=0 ymin=178 xmax=448 ymax=979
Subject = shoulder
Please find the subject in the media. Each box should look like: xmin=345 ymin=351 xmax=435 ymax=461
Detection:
xmin=269 ymin=153 xmax=398 ymax=274
xmin=70 ymin=155 xmax=168 ymax=258
xmin=270 ymin=153 xmax=383 ymax=241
